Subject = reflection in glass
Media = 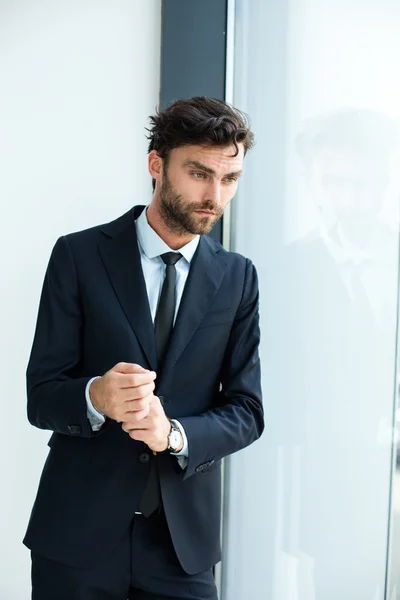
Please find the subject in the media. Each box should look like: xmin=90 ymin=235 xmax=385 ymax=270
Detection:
xmin=283 ymin=108 xmax=400 ymax=600
xmin=225 ymin=1 xmax=400 ymax=598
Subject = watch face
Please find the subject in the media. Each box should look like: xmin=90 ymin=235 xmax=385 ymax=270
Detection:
xmin=169 ymin=430 xmax=181 ymax=451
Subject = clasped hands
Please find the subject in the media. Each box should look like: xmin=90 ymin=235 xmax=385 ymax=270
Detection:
xmin=89 ymin=362 xmax=172 ymax=452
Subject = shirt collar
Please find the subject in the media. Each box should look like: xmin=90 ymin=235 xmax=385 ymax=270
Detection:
xmin=135 ymin=206 xmax=200 ymax=263
xmin=320 ymin=223 xmax=368 ymax=266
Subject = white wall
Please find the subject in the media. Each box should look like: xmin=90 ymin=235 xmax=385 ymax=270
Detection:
xmin=223 ymin=1 xmax=400 ymax=599
xmin=0 ymin=2 xmax=161 ymax=597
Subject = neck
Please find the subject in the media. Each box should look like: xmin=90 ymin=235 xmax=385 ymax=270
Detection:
xmin=337 ymin=218 xmax=382 ymax=253
xmin=146 ymin=198 xmax=196 ymax=251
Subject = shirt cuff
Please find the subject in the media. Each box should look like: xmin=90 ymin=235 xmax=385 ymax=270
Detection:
xmin=170 ymin=419 xmax=188 ymax=470
xmin=85 ymin=376 xmax=105 ymax=432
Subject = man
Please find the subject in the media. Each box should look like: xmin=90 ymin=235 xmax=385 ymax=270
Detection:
xmin=24 ymin=96 xmax=264 ymax=600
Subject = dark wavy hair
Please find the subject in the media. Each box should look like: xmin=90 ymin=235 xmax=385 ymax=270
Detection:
xmin=147 ymin=96 xmax=255 ymax=190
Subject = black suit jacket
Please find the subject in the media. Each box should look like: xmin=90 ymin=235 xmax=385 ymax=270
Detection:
xmin=265 ymin=230 xmax=397 ymax=570
xmin=23 ymin=205 xmax=264 ymax=574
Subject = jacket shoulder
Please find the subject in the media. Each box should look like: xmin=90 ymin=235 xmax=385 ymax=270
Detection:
xmin=203 ymin=235 xmax=251 ymax=267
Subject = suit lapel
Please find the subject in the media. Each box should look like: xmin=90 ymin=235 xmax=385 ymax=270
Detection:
xmin=98 ymin=207 xmax=158 ymax=371
xmin=160 ymin=236 xmax=226 ymax=379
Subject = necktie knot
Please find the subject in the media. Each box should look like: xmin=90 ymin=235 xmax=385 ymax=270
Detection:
xmin=161 ymin=252 xmax=182 ymax=266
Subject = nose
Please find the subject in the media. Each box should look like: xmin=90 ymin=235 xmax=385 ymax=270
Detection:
xmin=204 ymin=179 xmax=221 ymax=206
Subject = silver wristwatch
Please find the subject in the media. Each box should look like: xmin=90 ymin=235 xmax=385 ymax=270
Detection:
xmin=167 ymin=420 xmax=183 ymax=453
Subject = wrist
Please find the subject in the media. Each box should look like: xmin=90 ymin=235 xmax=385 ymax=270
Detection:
xmin=89 ymin=377 xmax=104 ymax=415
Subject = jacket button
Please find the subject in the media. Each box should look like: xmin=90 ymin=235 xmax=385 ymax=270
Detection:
xmin=68 ymin=425 xmax=81 ymax=435
xmin=139 ymin=453 xmax=150 ymax=464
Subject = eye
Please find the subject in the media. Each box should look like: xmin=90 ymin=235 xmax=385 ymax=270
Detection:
xmin=223 ymin=177 xmax=238 ymax=184
xmin=192 ymin=172 xmax=207 ymax=179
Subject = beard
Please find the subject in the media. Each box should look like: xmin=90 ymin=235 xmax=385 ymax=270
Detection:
xmin=159 ymin=172 xmax=224 ymax=236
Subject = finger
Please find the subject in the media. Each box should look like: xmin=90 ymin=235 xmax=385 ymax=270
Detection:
xmin=150 ymin=395 xmax=162 ymax=407
xmin=121 ymin=417 xmax=147 ymax=429
xmin=128 ymin=429 xmax=149 ymax=443
xmin=117 ymin=372 xmax=157 ymax=389
xmin=121 ymin=410 xmax=151 ymax=429
xmin=123 ymin=395 xmax=153 ymax=414
xmin=118 ymin=383 xmax=155 ymax=402
xmin=121 ymin=419 xmax=147 ymax=433
xmin=112 ymin=362 xmax=153 ymax=375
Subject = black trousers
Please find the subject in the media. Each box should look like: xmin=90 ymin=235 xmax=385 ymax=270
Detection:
xmin=31 ymin=510 xmax=218 ymax=600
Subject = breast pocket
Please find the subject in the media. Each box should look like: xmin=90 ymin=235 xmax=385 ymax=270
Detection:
xmin=197 ymin=308 xmax=233 ymax=330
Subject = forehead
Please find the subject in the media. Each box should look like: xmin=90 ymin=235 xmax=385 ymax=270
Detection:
xmin=313 ymin=147 xmax=373 ymax=175
xmin=170 ymin=144 xmax=245 ymax=172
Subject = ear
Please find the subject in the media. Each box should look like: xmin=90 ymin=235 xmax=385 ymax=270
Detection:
xmin=148 ymin=150 xmax=164 ymax=184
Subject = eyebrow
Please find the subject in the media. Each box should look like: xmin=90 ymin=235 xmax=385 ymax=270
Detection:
xmin=183 ymin=160 xmax=242 ymax=178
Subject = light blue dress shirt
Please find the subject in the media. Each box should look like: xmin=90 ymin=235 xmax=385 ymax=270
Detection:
xmin=85 ymin=206 xmax=200 ymax=466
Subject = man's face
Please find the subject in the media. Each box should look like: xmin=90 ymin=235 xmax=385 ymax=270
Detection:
xmin=159 ymin=144 xmax=244 ymax=236
xmin=309 ymin=146 xmax=388 ymax=227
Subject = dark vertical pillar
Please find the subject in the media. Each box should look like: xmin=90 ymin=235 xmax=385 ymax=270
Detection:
xmin=160 ymin=0 xmax=228 ymax=243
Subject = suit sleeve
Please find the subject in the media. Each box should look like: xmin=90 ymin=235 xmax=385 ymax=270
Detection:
xmin=178 ymin=258 xmax=264 ymax=479
xmin=26 ymin=236 xmax=102 ymax=438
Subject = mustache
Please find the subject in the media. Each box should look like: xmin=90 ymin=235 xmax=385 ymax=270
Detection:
xmin=192 ymin=202 xmax=220 ymax=214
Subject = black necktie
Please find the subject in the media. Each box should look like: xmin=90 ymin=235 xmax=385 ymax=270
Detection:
xmin=154 ymin=252 xmax=183 ymax=363
xmin=138 ymin=251 xmax=182 ymax=518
